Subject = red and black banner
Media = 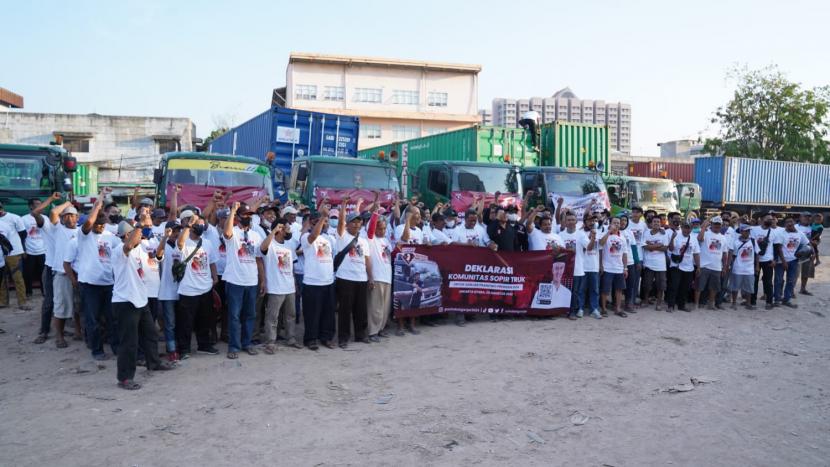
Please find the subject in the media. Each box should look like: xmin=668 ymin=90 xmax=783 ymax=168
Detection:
xmin=393 ymin=245 xmax=574 ymax=318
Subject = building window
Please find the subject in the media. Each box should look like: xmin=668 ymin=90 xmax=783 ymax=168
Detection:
xmin=354 ymin=87 xmax=382 ymax=103
xmin=323 ymin=86 xmax=344 ymax=101
xmin=63 ymin=138 xmax=90 ymax=153
xmin=158 ymin=140 xmax=178 ymax=153
xmin=295 ymin=84 xmax=317 ymax=100
xmin=425 ymin=127 xmax=447 ymax=136
xmin=392 ymin=125 xmax=419 ymax=140
xmin=363 ymin=124 xmax=382 ymax=139
xmin=392 ymin=90 xmax=419 ymax=105
xmin=428 ymin=92 xmax=448 ymax=107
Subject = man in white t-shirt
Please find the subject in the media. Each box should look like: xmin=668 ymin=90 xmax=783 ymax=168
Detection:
xmin=27 ymin=193 xmax=62 ymax=344
xmin=750 ymin=212 xmax=780 ymax=309
xmin=627 ymin=207 xmax=647 ymax=305
xmin=223 ymin=202 xmax=264 ymax=359
xmin=79 ymin=198 xmax=123 ymax=360
xmin=526 ymin=207 xmax=564 ymax=252
xmin=774 ymin=217 xmax=810 ymax=308
xmin=176 ymin=212 xmax=219 ymax=358
xmin=21 ymin=197 xmax=49 ymax=298
xmin=394 ymin=207 xmax=424 ymax=246
xmin=42 ymin=202 xmax=79 ymax=348
xmin=641 ymin=217 xmax=671 ymax=311
xmin=666 ymin=221 xmax=700 ymax=312
xmin=0 ymin=202 xmax=29 ymax=310
xmin=600 ymin=217 xmax=629 ymax=317
xmin=301 ymin=207 xmax=336 ymax=350
xmin=428 ymin=213 xmax=453 ymax=245
xmin=559 ymin=212 xmax=591 ymax=319
xmin=728 ymin=225 xmax=760 ymax=310
xmin=259 ymin=218 xmax=299 ymax=353
xmin=366 ymin=208 xmax=393 ymax=342
xmin=112 ymin=221 xmax=174 ymax=390
xmin=695 ymin=216 xmax=729 ymax=310
xmin=156 ymin=222 xmax=182 ymax=361
xmin=335 ymin=200 xmax=373 ymax=349
xmin=451 ymin=209 xmax=491 ymax=247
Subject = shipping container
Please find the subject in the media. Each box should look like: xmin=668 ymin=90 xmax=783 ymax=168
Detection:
xmin=359 ymin=125 xmax=539 ymax=197
xmin=540 ymin=121 xmax=609 ymax=173
xmin=628 ymin=161 xmax=694 ymax=182
xmin=72 ymin=164 xmax=98 ymax=196
xmin=695 ymin=157 xmax=830 ymax=209
xmin=209 ymin=105 xmax=360 ymax=184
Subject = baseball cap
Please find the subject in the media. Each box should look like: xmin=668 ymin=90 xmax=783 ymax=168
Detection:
xmin=140 ymin=197 xmax=153 ymax=206
xmin=281 ymin=206 xmax=298 ymax=216
xmin=238 ymin=204 xmax=255 ymax=215
xmin=738 ymin=224 xmax=752 ymax=232
xmin=165 ymin=220 xmax=181 ymax=230
xmin=690 ymin=218 xmax=701 ymax=224
xmin=216 ymin=208 xmax=230 ymax=219
xmin=711 ymin=216 xmax=723 ymax=224
xmin=117 ymin=221 xmax=134 ymax=236
xmin=506 ymin=205 xmax=519 ymax=213
xmin=445 ymin=208 xmax=458 ymax=217
xmin=346 ymin=213 xmax=362 ymax=223
xmin=329 ymin=208 xmax=340 ymax=219
xmin=151 ymin=208 xmax=167 ymax=218
xmin=179 ymin=210 xmax=195 ymax=221
xmin=62 ymin=206 xmax=78 ymax=216
xmin=432 ymin=213 xmax=446 ymax=222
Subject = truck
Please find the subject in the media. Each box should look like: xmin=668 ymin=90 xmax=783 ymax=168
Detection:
xmin=602 ymin=175 xmax=679 ymax=215
xmin=695 ymin=156 xmax=830 ymax=217
xmin=208 ymin=106 xmax=360 ymax=202
xmin=0 ymin=143 xmax=77 ymax=215
xmin=287 ymin=155 xmax=399 ymax=212
xmin=153 ymin=152 xmax=274 ymax=209
xmin=520 ymin=166 xmax=609 ymax=219
xmin=539 ymin=121 xmax=610 ymax=174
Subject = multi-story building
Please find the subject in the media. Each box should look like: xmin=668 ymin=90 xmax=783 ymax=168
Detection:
xmin=282 ymin=52 xmax=481 ymax=149
xmin=0 ymin=111 xmax=195 ymax=183
xmin=492 ymin=87 xmax=631 ymax=155
xmin=658 ymin=139 xmax=706 ymax=158
xmin=478 ymin=109 xmax=492 ymax=126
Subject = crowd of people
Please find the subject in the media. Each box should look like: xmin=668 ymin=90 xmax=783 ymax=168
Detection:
xmin=1 ymin=186 xmax=823 ymax=391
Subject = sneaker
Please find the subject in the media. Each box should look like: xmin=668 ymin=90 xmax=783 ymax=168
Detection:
xmin=800 ymin=290 xmax=813 ymax=296
xmin=567 ymin=314 xmax=577 ymax=321
xmin=167 ymin=351 xmax=180 ymax=363
xmin=591 ymin=310 xmax=602 ymax=319
xmin=600 ymin=309 xmax=608 ymax=317
xmin=93 ymin=353 xmax=108 ymax=361
xmin=369 ymin=335 xmax=381 ymax=343
xmin=360 ymin=337 xmax=371 ymax=344
xmin=307 ymin=341 xmax=319 ymax=351
xmin=406 ymin=326 xmax=421 ymax=335
xmin=576 ymin=309 xmax=584 ymax=318
xmin=180 ymin=352 xmax=191 ymax=360
xmin=197 ymin=346 xmax=220 ymax=355
xmin=378 ymin=330 xmax=390 ymax=338
xmin=782 ymin=301 xmax=798 ymax=309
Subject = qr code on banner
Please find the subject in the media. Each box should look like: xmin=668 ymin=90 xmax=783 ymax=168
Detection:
xmin=536 ymin=283 xmax=553 ymax=305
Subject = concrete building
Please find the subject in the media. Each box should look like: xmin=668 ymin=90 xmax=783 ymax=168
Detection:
xmin=478 ymin=109 xmax=492 ymax=125
xmin=658 ymin=139 xmax=706 ymax=158
xmin=283 ymin=52 xmax=481 ymax=149
xmin=0 ymin=111 xmax=195 ymax=183
xmin=492 ymin=87 xmax=631 ymax=155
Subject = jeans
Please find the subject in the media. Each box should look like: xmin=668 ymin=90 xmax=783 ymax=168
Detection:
xmin=114 ymin=302 xmax=160 ymax=382
xmin=39 ymin=265 xmax=54 ymax=336
xmin=23 ymin=253 xmax=45 ymax=296
xmin=302 ymin=283 xmax=335 ymax=345
xmin=752 ymin=261 xmax=774 ymax=305
xmin=584 ymin=272 xmax=600 ymax=312
xmin=160 ymin=300 xmax=177 ymax=352
xmin=80 ymin=282 xmax=116 ymax=357
xmin=774 ymin=259 xmax=799 ymax=303
xmin=225 ymin=282 xmax=257 ymax=353
xmin=570 ymin=275 xmax=587 ymax=313
xmin=625 ymin=264 xmax=641 ymax=306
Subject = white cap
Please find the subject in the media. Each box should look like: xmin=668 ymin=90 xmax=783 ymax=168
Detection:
xmin=281 ymin=206 xmax=298 ymax=216
xmin=179 ymin=210 xmax=195 ymax=221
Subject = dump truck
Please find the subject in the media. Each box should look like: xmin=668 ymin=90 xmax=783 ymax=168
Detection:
xmin=0 ymin=143 xmax=77 ymax=215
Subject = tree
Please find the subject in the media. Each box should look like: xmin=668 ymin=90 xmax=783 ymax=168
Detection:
xmin=201 ymin=127 xmax=228 ymax=151
xmin=703 ymin=66 xmax=830 ymax=163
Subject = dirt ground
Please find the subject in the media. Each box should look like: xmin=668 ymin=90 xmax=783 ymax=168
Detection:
xmin=1 ymin=265 xmax=829 ymax=467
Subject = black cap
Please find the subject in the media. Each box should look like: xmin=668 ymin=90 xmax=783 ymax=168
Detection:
xmin=432 ymin=213 xmax=445 ymax=222
xmin=444 ymin=208 xmax=458 ymax=217
xmin=506 ymin=205 xmax=519 ymax=213
xmin=165 ymin=220 xmax=182 ymax=230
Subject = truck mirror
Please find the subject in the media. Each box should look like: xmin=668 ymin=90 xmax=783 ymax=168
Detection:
xmin=153 ymin=169 xmax=162 ymax=185
xmin=297 ymin=166 xmax=308 ymax=182
xmin=62 ymin=176 xmax=73 ymax=192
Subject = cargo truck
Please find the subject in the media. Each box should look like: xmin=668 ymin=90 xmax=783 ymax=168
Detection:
xmin=520 ymin=166 xmax=609 ymax=219
xmin=154 ymin=152 xmax=274 ymax=209
xmin=0 ymin=143 xmax=77 ymax=215
xmin=209 ymin=106 xmax=360 ymax=202
xmin=288 ymin=155 xmax=399 ymax=212
xmin=539 ymin=121 xmax=610 ymax=174
xmin=603 ymin=175 xmax=679 ymax=215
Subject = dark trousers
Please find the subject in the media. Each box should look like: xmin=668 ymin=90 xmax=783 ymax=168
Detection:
xmin=24 ymin=254 xmax=45 ymax=296
xmin=752 ymin=261 xmax=774 ymax=305
xmin=80 ymin=282 xmax=116 ymax=356
xmin=39 ymin=265 xmax=54 ymax=335
xmin=302 ymin=283 xmax=335 ymax=345
xmin=115 ymin=302 xmax=161 ymax=382
xmin=667 ymin=268 xmax=694 ymax=309
xmin=336 ymin=279 xmax=368 ymax=342
xmin=215 ymin=278 xmax=227 ymax=343
xmin=175 ymin=292 xmax=214 ymax=354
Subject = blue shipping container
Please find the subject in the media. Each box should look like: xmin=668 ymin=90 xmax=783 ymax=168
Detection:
xmin=695 ymin=156 xmax=830 ymax=208
xmin=209 ymin=106 xmax=360 ymax=199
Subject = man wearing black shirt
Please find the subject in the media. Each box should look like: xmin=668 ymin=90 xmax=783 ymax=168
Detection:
xmin=506 ymin=205 xmax=528 ymax=251
xmin=486 ymin=207 xmax=519 ymax=252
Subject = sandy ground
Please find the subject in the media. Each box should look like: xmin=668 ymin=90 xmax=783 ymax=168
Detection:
xmin=1 ymin=266 xmax=829 ymax=467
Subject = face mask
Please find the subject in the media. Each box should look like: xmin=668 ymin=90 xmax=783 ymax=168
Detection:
xmin=109 ymin=214 xmax=123 ymax=224
xmin=446 ymin=220 xmax=456 ymax=228
xmin=764 ymin=220 xmax=773 ymax=227
xmin=692 ymin=227 xmax=701 ymax=233
xmin=141 ymin=227 xmax=153 ymax=238
xmin=296 ymin=216 xmax=303 ymax=225
xmin=284 ymin=232 xmax=292 ymax=241
xmin=329 ymin=219 xmax=338 ymax=229
xmin=507 ymin=214 xmax=519 ymax=222
xmin=191 ymin=224 xmax=206 ymax=235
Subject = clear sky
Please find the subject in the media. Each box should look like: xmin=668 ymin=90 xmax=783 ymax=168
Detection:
xmin=3 ymin=0 xmax=828 ymax=156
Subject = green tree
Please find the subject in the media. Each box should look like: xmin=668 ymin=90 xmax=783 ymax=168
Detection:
xmin=201 ymin=127 xmax=229 ymax=151
xmin=703 ymin=66 xmax=830 ymax=163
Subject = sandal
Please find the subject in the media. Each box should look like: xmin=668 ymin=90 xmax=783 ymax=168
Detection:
xmin=615 ymin=311 xmax=628 ymax=318
xmin=263 ymin=344 xmax=276 ymax=355
xmin=33 ymin=334 xmax=47 ymax=344
xmin=227 ymin=352 xmax=239 ymax=359
xmin=245 ymin=347 xmax=259 ymax=356
xmin=118 ymin=380 xmax=141 ymax=390
xmin=56 ymin=340 xmax=68 ymax=349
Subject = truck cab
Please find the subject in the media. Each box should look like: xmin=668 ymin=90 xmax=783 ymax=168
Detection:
xmin=154 ymin=152 xmax=274 ymax=209
xmin=520 ymin=166 xmax=608 ymax=215
xmin=289 ymin=156 xmax=399 ymax=211
xmin=0 ymin=143 xmax=77 ymax=215
xmin=603 ymin=175 xmax=679 ymax=215
xmin=415 ymin=161 xmax=522 ymax=213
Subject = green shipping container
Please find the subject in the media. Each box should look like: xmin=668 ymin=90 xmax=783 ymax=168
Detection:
xmin=358 ymin=125 xmax=539 ymax=196
xmin=540 ymin=122 xmax=609 ymax=174
xmin=72 ymin=164 xmax=98 ymax=196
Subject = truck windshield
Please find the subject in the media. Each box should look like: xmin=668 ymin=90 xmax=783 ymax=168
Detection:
xmin=0 ymin=155 xmax=49 ymax=190
xmin=544 ymin=172 xmax=605 ymax=195
xmin=678 ymin=184 xmax=700 ymax=200
xmin=453 ymin=166 xmax=517 ymax=193
xmin=628 ymin=180 xmax=677 ymax=207
xmin=313 ymin=162 xmax=398 ymax=190
xmin=166 ymin=159 xmax=273 ymax=197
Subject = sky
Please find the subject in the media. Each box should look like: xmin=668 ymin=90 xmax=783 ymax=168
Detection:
xmin=3 ymin=0 xmax=829 ymax=156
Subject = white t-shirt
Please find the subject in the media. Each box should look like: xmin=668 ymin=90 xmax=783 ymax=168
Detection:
xmin=699 ymin=230 xmax=729 ymax=272
xmin=601 ymin=233 xmax=626 ymax=274
xmin=0 ymin=213 xmax=24 ymax=256
xmin=628 ymin=219 xmax=647 ymax=262
xmin=260 ymin=238 xmax=296 ymax=295
xmin=558 ymin=229 xmax=589 ymax=276
xmin=750 ymin=226 xmax=779 ymax=263
xmin=301 ymin=232 xmax=334 ymax=286
xmin=77 ymin=230 xmax=121 ymax=285
xmin=643 ymin=229 xmax=670 ymax=272
xmin=177 ymin=237 xmax=216 ymax=296
xmin=22 ymin=214 xmax=46 ymax=255
xmin=202 ymin=224 xmax=226 ymax=276
xmin=621 ymin=229 xmax=636 ymax=267
xmin=780 ymin=230 xmax=809 ymax=262
xmin=41 ymin=220 xmax=56 ymax=268
xmin=583 ymin=229 xmax=600 ymax=273
xmin=429 ymin=228 xmax=453 ymax=245
xmin=796 ymin=224 xmax=813 ymax=238
xmin=111 ymin=245 xmax=149 ymax=309
xmin=367 ymin=235 xmax=392 ymax=284
xmin=451 ymin=224 xmax=490 ymax=247
xmin=104 ymin=223 xmax=119 ymax=236
xmin=62 ymin=238 xmax=81 ymax=273
xmin=222 ymin=227 xmax=262 ymax=287
xmin=335 ymin=232 xmax=371 ymax=282
xmin=140 ymin=237 xmax=161 ymax=298
xmin=151 ymin=223 xmax=166 ymax=242
xmin=158 ymin=241 xmax=181 ymax=301
xmin=394 ymin=224 xmax=424 ymax=245
xmin=670 ymin=232 xmax=700 ymax=272
xmin=731 ymin=236 xmax=759 ymax=275
xmin=528 ymin=229 xmax=564 ymax=252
